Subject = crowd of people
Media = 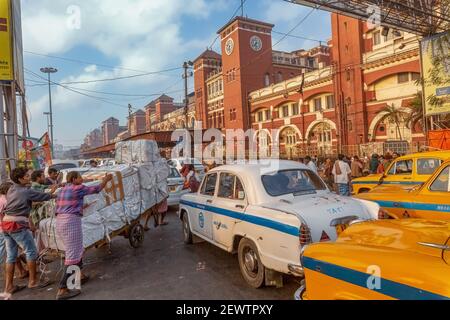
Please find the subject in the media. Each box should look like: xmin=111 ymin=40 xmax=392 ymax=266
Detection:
xmin=0 ymin=167 xmax=113 ymax=300
xmin=296 ymin=152 xmax=402 ymax=196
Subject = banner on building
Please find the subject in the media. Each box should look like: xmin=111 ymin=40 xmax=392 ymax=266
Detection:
xmin=421 ymin=31 xmax=450 ymax=116
xmin=428 ymin=130 xmax=450 ymax=151
xmin=30 ymin=133 xmax=53 ymax=169
xmin=18 ymin=136 xmax=40 ymax=164
xmin=0 ymin=0 xmax=13 ymax=81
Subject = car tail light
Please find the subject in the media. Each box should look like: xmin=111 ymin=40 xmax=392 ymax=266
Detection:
xmin=299 ymin=224 xmax=312 ymax=246
xmin=320 ymin=231 xmax=331 ymax=242
xmin=378 ymin=208 xmax=391 ymax=219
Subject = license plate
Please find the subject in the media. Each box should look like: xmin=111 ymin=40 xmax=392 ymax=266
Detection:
xmin=335 ymin=224 xmax=349 ymax=235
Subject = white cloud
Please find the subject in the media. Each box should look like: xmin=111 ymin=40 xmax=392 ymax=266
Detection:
xmin=262 ymin=0 xmax=309 ymax=25
xmin=22 ymin=0 xmax=225 ymax=143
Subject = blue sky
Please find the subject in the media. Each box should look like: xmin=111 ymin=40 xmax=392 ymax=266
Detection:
xmin=22 ymin=0 xmax=331 ymax=147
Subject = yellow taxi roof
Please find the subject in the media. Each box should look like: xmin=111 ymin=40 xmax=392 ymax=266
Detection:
xmin=396 ymin=150 xmax=450 ymax=161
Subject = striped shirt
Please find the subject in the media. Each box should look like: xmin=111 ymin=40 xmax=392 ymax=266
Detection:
xmin=56 ymin=184 xmax=102 ymax=216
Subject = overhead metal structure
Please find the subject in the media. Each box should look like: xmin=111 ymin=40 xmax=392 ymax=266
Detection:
xmin=284 ymin=0 xmax=450 ymax=36
xmin=1 ymin=0 xmax=26 ymax=182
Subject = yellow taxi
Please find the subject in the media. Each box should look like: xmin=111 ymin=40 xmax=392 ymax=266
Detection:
xmin=351 ymin=151 xmax=450 ymax=194
xmin=297 ymin=219 xmax=450 ymax=300
xmin=355 ymin=160 xmax=450 ymax=220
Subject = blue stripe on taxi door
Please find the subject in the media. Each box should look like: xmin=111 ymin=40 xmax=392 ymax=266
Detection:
xmin=180 ymin=200 xmax=299 ymax=237
xmin=303 ymin=256 xmax=449 ymax=300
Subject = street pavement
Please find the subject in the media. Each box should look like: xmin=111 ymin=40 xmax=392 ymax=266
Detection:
xmin=1 ymin=208 xmax=300 ymax=300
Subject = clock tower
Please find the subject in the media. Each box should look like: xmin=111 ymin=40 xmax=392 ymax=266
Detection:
xmin=218 ymin=17 xmax=274 ymax=130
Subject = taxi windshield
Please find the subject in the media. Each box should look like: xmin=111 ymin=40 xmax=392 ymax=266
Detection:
xmin=262 ymin=169 xmax=327 ymax=197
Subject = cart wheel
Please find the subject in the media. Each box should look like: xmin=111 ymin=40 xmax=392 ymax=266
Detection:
xmin=129 ymin=223 xmax=145 ymax=248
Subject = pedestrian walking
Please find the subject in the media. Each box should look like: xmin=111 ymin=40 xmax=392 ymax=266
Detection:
xmin=332 ymin=154 xmax=352 ymax=196
xmin=185 ymin=165 xmax=200 ymax=193
xmin=377 ymin=156 xmax=387 ymax=174
xmin=323 ymin=158 xmax=334 ymax=190
xmin=369 ymin=154 xmax=379 ymax=174
xmin=305 ymin=156 xmax=318 ymax=174
xmin=351 ymin=156 xmax=364 ymax=179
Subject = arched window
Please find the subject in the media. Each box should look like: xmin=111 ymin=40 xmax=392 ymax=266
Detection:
xmin=277 ymin=72 xmax=283 ymax=83
xmin=264 ymin=73 xmax=270 ymax=87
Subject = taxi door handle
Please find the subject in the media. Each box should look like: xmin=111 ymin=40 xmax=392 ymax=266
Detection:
xmin=403 ymin=177 xmax=412 ymax=180
xmin=236 ymin=205 xmax=245 ymax=209
xmin=206 ymin=199 xmax=213 ymax=204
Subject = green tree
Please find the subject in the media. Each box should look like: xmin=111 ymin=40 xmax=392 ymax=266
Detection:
xmin=379 ymin=104 xmax=409 ymax=141
xmin=405 ymin=92 xmax=424 ymax=130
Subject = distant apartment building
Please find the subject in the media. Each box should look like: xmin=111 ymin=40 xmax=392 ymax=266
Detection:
xmin=145 ymin=94 xmax=185 ymax=131
xmin=101 ymin=117 xmax=120 ymax=145
xmin=86 ymin=129 xmax=102 ymax=148
xmin=128 ymin=109 xmax=146 ymax=136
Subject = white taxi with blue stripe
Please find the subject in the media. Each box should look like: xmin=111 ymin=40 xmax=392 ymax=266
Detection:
xmin=178 ymin=160 xmax=379 ymax=288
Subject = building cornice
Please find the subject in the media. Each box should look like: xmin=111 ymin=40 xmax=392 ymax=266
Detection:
xmin=363 ymin=48 xmax=420 ymax=71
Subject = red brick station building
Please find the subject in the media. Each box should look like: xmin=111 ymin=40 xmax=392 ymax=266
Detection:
xmin=85 ymin=13 xmax=425 ymax=159
xmin=194 ymin=13 xmax=424 ymax=158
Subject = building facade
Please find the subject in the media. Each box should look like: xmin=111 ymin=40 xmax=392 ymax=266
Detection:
xmin=85 ymin=14 xmax=425 ymax=158
xmin=128 ymin=109 xmax=146 ymax=136
xmin=191 ymin=14 xmax=424 ymax=158
xmin=101 ymin=117 xmax=121 ymax=146
xmin=82 ymin=128 xmax=102 ymax=150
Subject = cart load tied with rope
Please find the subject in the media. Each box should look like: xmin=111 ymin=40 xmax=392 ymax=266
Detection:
xmin=35 ymin=140 xmax=170 ymax=272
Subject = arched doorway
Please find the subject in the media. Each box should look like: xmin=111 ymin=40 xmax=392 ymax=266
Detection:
xmin=309 ymin=122 xmax=333 ymax=156
xmin=255 ymin=130 xmax=272 ymax=158
xmin=280 ymin=127 xmax=300 ymax=159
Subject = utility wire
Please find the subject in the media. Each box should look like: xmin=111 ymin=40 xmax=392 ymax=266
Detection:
xmin=55 ymin=67 xmax=183 ymax=85
xmin=208 ymin=0 xmax=248 ymax=50
xmin=272 ymin=30 xmax=326 ymax=44
xmin=24 ymin=50 xmax=170 ymax=74
xmin=25 ymin=68 xmax=130 ymax=109
xmin=25 ymin=79 xmax=185 ymax=98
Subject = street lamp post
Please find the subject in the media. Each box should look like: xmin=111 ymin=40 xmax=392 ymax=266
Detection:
xmin=183 ymin=61 xmax=194 ymax=129
xmin=40 ymin=67 xmax=58 ymax=156
xmin=43 ymin=112 xmax=50 ymax=135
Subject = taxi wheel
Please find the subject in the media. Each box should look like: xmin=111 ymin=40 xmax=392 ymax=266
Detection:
xmin=182 ymin=213 xmax=193 ymax=245
xmin=238 ymin=238 xmax=265 ymax=288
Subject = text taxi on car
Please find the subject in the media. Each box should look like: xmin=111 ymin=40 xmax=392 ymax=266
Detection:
xmin=296 ymin=219 xmax=450 ymax=300
xmin=178 ymin=160 xmax=380 ymax=288
xmin=351 ymin=151 xmax=450 ymax=194
xmin=354 ymin=159 xmax=450 ymax=220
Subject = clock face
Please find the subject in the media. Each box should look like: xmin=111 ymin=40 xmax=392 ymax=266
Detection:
xmin=250 ymin=35 xmax=263 ymax=52
xmin=225 ymin=38 xmax=234 ymax=56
